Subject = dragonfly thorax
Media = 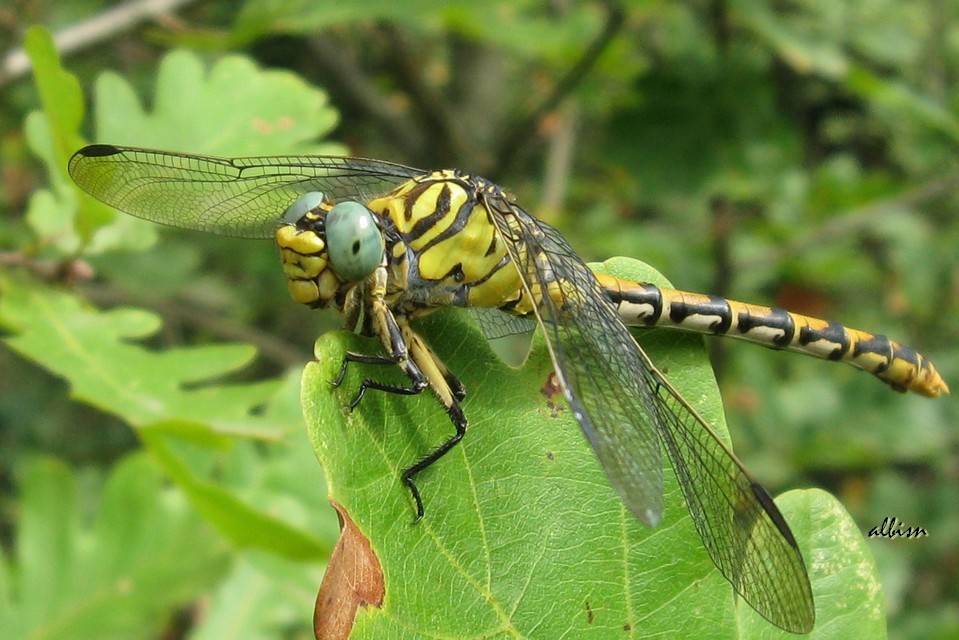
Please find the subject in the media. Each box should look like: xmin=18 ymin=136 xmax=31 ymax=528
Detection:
xmin=365 ymin=173 xmax=525 ymax=313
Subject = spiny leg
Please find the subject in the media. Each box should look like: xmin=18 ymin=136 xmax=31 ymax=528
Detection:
xmin=332 ymin=351 xmax=427 ymax=410
xmin=337 ymin=350 xmax=467 ymax=521
xmin=341 ymin=286 xmax=470 ymax=520
xmin=402 ymin=402 xmax=467 ymax=522
xmin=399 ymin=330 xmax=469 ymax=522
xmin=332 ymin=352 xmax=395 ymax=386
xmin=417 ymin=338 xmax=467 ymax=402
xmin=333 ymin=349 xmax=465 ymax=404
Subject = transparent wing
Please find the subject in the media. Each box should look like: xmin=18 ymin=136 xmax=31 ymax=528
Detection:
xmin=643 ymin=350 xmax=814 ymax=632
xmin=470 ymin=307 xmax=536 ymax=340
xmin=486 ymin=195 xmax=814 ymax=633
xmin=487 ymin=196 xmax=665 ymax=526
xmin=68 ymin=144 xmax=424 ymax=238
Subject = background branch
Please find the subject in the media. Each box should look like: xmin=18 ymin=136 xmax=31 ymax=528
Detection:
xmin=494 ymin=0 xmax=626 ymax=174
xmin=0 ymin=0 xmax=200 ymax=87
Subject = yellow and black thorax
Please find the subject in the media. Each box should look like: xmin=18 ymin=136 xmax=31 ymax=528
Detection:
xmin=276 ymin=170 xmax=526 ymax=325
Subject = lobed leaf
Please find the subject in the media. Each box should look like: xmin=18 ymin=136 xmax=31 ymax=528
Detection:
xmin=0 ymin=278 xmax=333 ymax=560
xmin=305 ymin=257 xmax=884 ymax=637
xmin=0 ymin=454 xmax=230 ymax=640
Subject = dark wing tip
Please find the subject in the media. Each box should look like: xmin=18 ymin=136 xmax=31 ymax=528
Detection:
xmin=75 ymin=144 xmax=123 ymax=158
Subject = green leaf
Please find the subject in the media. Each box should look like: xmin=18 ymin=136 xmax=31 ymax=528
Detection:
xmin=0 ymin=280 xmax=277 ymax=432
xmin=846 ymin=65 xmax=959 ymax=145
xmin=188 ymin=553 xmax=324 ymax=640
xmin=735 ymin=490 xmax=886 ymax=639
xmin=233 ymin=0 xmax=480 ymax=41
xmin=23 ymin=26 xmax=85 ymax=185
xmin=734 ymin=0 xmax=849 ymax=78
xmin=0 ymin=278 xmax=334 ymax=560
xmin=23 ymin=26 xmax=116 ymax=248
xmin=305 ymin=257 xmax=884 ymax=637
xmin=0 ymin=454 xmax=230 ymax=640
xmin=142 ymin=430 xmax=329 ymax=560
xmin=93 ymin=49 xmax=343 ymax=157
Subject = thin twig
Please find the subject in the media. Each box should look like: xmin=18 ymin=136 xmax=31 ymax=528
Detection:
xmin=306 ymin=33 xmax=426 ymax=160
xmin=539 ymin=103 xmax=578 ymax=218
xmin=0 ymin=251 xmax=94 ymax=282
xmin=494 ymin=0 xmax=626 ymax=173
xmin=0 ymin=0 xmax=200 ymax=87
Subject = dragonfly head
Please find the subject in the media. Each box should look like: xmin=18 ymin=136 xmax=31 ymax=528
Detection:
xmin=276 ymin=192 xmax=386 ymax=308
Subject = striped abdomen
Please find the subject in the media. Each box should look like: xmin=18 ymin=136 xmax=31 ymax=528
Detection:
xmin=595 ymin=273 xmax=949 ymax=398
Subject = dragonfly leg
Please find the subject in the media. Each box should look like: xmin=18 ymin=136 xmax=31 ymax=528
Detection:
xmin=340 ymin=345 xmax=465 ymax=521
xmin=395 ymin=328 xmax=470 ymax=522
xmin=418 ymin=341 xmax=466 ymax=401
xmin=331 ymin=352 xmax=395 ymax=386
xmin=402 ymin=401 xmax=467 ymax=523
xmin=342 ymin=283 xmax=470 ymax=520
xmin=332 ymin=334 xmax=430 ymax=413
xmin=344 ymin=373 xmax=429 ymax=411
xmin=331 ymin=264 xmax=433 ymax=409
xmin=332 ymin=352 xmax=427 ymax=411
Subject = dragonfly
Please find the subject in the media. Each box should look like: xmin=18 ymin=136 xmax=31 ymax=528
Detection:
xmin=69 ymin=144 xmax=948 ymax=634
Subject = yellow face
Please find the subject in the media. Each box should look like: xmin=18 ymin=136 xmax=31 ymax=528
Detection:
xmin=275 ymin=192 xmax=388 ymax=308
xmin=276 ymin=220 xmax=342 ymax=307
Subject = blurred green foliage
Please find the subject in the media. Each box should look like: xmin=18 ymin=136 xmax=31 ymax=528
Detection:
xmin=1 ymin=1 xmax=957 ymax=638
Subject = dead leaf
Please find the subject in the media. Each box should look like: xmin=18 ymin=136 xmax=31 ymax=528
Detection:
xmin=314 ymin=503 xmax=385 ymax=640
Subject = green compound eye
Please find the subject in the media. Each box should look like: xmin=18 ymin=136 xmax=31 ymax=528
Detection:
xmin=282 ymin=191 xmax=325 ymax=223
xmin=325 ymin=201 xmax=384 ymax=281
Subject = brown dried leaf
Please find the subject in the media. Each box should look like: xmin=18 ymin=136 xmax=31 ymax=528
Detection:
xmin=314 ymin=502 xmax=385 ymax=640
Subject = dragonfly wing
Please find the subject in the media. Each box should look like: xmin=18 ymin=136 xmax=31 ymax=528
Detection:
xmin=486 ymin=196 xmax=665 ymax=526
xmin=487 ymin=195 xmax=814 ymax=633
xmin=68 ymin=145 xmax=423 ymax=238
xmin=470 ymin=307 xmax=537 ymax=340
xmin=644 ymin=352 xmax=815 ymax=632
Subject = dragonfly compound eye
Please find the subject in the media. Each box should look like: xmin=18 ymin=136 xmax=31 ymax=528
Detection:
xmin=326 ymin=201 xmax=385 ymax=281
xmin=282 ymin=191 xmax=326 ymax=224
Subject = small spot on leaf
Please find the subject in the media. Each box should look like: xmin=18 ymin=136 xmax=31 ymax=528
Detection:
xmin=540 ymin=371 xmax=565 ymax=417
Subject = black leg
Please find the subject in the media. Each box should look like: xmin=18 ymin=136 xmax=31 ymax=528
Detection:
xmin=346 ymin=376 xmax=428 ymax=411
xmin=332 ymin=351 xmax=429 ymax=410
xmin=332 ymin=349 xmax=467 ymax=521
xmin=338 ymin=296 xmax=471 ymax=522
xmin=402 ymin=403 xmax=468 ymax=523
xmin=331 ymin=351 xmax=396 ymax=387
xmin=445 ymin=371 xmax=467 ymax=402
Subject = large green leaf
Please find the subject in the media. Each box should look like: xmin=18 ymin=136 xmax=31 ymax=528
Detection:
xmin=0 ymin=280 xmax=276 ymax=432
xmin=92 ymin=49 xmax=343 ymax=157
xmin=0 ymin=278 xmax=332 ymax=560
xmin=305 ymin=257 xmax=885 ymax=637
xmin=0 ymin=454 xmax=230 ymax=640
